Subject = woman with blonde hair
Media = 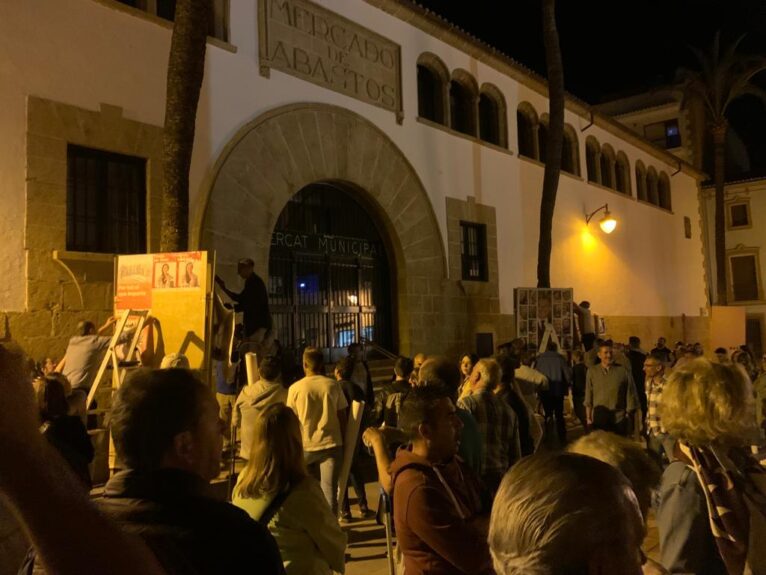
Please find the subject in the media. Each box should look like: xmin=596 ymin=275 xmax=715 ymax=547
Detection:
xmin=232 ymin=403 xmax=347 ymax=575
xmin=657 ymin=358 xmax=765 ymax=575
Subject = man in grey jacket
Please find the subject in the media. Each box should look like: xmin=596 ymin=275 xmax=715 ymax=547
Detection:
xmin=233 ymin=355 xmax=287 ymax=459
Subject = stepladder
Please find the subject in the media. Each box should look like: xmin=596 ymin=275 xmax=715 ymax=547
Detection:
xmin=86 ymin=309 xmax=149 ymax=476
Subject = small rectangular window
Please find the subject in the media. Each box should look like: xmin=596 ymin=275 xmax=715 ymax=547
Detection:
xmin=116 ymin=0 xmax=229 ymax=42
xmin=729 ymin=203 xmax=750 ymax=228
xmin=684 ymin=216 xmax=692 ymax=239
xmin=67 ymin=145 xmax=147 ymax=254
xmin=460 ymin=222 xmax=488 ymax=282
xmin=644 ymin=120 xmax=681 ymax=149
xmin=731 ymin=255 xmax=760 ymax=302
xmin=665 ymin=120 xmax=681 ymax=148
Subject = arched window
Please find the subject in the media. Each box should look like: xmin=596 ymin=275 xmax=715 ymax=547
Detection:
xmin=615 ymin=152 xmax=630 ymax=195
xmin=658 ymin=172 xmax=672 ymax=210
xmin=538 ymin=115 xmax=549 ymax=163
xmin=449 ymin=70 xmax=478 ymax=136
xmin=562 ymin=124 xmax=580 ymax=175
xmin=478 ymin=84 xmax=507 ymax=147
xmin=600 ymin=144 xmax=615 ymax=189
xmin=635 ymin=161 xmax=647 ymax=201
xmin=646 ymin=167 xmax=659 ymax=205
xmin=586 ymin=136 xmax=600 ymax=184
xmin=517 ymin=102 xmax=539 ymax=159
xmin=416 ymin=53 xmax=448 ymax=125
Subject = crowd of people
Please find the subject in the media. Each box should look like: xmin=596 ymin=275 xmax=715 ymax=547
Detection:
xmin=2 ymin=320 xmax=766 ymax=574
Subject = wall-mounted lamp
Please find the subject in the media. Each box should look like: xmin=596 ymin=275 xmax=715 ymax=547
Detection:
xmin=586 ymin=204 xmax=617 ymax=234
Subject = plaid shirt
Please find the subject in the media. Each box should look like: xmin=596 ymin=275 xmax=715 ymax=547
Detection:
xmin=458 ymin=389 xmax=520 ymax=477
xmin=646 ymin=374 xmax=666 ymax=436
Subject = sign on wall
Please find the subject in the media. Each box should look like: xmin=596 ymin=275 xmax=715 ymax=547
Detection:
xmin=258 ymin=0 xmax=403 ymax=122
xmin=514 ymin=288 xmax=575 ymax=352
xmin=115 ymin=252 xmax=209 ymax=369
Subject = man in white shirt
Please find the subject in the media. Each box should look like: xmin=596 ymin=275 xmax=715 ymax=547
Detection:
xmin=287 ymin=347 xmax=348 ymax=515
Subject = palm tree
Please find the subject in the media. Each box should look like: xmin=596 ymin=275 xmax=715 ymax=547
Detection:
xmin=537 ymin=0 xmax=565 ymax=288
xmin=160 ymin=0 xmax=212 ymax=252
xmin=678 ymin=33 xmax=766 ymax=305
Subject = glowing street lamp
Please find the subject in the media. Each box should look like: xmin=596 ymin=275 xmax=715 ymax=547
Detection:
xmin=586 ymin=204 xmax=617 ymax=234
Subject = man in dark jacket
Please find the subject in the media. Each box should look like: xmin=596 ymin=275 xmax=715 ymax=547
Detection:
xmin=216 ymin=257 xmax=272 ymax=345
xmin=371 ymin=355 xmax=413 ymax=428
xmin=534 ymin=341 xmax=571 ymax=445
xmin=390 ymin=385 xmax=493 ymax=575
xmin=103 ymin=368 xmax=285 ymax=574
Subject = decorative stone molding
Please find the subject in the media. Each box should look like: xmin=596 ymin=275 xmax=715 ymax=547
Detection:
xmin=197 ymin=103 xmax=449 ymax=353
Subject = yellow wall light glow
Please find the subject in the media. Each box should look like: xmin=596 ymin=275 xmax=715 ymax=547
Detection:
xmin=585 ymin=204 xmax=617 ymax=234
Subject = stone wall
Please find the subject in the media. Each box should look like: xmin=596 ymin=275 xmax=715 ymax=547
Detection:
xmin=3 ymin=97 xmax=163 ymax=362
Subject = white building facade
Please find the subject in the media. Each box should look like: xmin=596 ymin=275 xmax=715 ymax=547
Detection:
xmin=0 ymin=0 xmax=710 ymax=361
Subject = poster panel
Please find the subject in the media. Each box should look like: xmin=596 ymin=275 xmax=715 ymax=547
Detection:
xmin=514 ymin=287 xmax=574 ymax=351
xmin=115 ymin=252 xmax=209 ymax=369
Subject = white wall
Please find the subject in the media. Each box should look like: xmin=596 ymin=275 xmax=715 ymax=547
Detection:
xmin=0 ymin=0 xmax=708 ymax=320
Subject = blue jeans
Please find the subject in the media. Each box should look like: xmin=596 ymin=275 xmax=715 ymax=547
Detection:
xmin=305 ymin=446 xmax=343 ymax=515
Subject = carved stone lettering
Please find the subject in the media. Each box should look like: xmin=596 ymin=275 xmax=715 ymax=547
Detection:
xmin=271 ymin=232 xmax=382 ymax=259
xmin=259 ymin=0 xmax=403 ymax=120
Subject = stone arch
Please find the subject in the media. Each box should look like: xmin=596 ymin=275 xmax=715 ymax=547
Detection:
xmin=562 ymin=123 xmax=580 ymax=175
xmin=516 ymin=101 xmax=539 ymax=159
xmin=615 ymin=151 xmax=631 ymax=195
xmin=449 ymin=69 xmax=479 ymax=136
xmin=585 ymin=135 xmax=601 ymax=184
xmin=417 ymin=52 xmax=449 ymax=125
xmin=194 ymin=103 xmax=448 ymax=353
xmin=479 ymin=82 xmax=507 ymax=147
xmin=600 ymin=143 xmax=616 ymax=189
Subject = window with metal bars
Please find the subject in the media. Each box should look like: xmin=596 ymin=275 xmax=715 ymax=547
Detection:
xmin=66 ymin=145 xmax=147 ymax=254
xmin=460 ymin=221 xmax=488 ymax=282
xmin=115 ymin=0 xmax=229 ymax=42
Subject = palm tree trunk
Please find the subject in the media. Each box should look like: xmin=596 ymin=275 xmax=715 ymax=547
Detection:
xmin=537 ymin=0 xmax=565 ymax=288
xmin=160 ymin=0 xmax=211 ymax=252
xmin=712 ymin=121 xmax=728 ymax=305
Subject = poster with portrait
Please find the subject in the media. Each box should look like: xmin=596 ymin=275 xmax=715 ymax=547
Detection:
xmin=514 ymin=287 xmax=574 ymax=351
xmin=115 ymin=251 xmax=209 ymax=369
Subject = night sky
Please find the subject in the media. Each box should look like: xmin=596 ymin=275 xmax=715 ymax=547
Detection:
xmin=414 ymin=0 xmax=766 ymax=177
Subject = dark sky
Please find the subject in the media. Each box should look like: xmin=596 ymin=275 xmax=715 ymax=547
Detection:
xmin=415 ymin=0 xmax=766 ymax=176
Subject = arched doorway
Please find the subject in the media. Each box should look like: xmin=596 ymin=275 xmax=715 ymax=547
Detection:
xmin=269 ymin=182 xmax=393 ymax=358
xmin=196 ymin=103 xmax=448 ymax=356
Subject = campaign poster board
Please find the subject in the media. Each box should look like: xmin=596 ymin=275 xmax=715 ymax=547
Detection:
xmin=514 ymin=288 xmax=574 ymax=351
xmin=115 ymin=251 xmax=209 ymax=369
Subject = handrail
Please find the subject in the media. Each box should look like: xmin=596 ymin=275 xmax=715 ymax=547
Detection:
xmin=360 ymin=337 xmax=398 ymax=360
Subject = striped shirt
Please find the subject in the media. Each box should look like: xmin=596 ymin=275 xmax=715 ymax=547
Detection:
xmin=458 ymin=389 xmax=520 ymax=479
xmin=646 ymin=374 xmax=666 ymax=435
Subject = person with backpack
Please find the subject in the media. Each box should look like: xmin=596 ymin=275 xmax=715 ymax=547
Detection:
xmin=657 ymin=359 xmax=766 ymax=574
xmin=233 ymin=403 xmax=346 ymax=575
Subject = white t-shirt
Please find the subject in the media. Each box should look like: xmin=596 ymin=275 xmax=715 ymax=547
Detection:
xmin=287 ymin=374 xmax=348 ymax=452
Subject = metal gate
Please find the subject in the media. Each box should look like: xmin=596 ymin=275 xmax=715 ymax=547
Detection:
xmin=268 ymin=183 xmax=393 ymax=359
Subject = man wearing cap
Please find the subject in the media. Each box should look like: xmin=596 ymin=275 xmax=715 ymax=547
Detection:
xmin=216 ymin=258 xmax=272 ymax=354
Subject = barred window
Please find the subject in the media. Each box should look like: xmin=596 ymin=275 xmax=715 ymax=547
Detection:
xmin=66 ymin=145 xmax=147 ymax=254
xmin=461 ymin=222 xmax=488 ymax=282
xmin=115 ymin=0 xmax=229 ymax=42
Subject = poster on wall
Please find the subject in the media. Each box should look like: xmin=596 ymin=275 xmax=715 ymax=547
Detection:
xmin=116 ymin=252 xmax=206 ymax=310
xmin=115 ymin=251 xmax=209 ymax=369
xmin=514 ymin=287 xmax=574 ymax=351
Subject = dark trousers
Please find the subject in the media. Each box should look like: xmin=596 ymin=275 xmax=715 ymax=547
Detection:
xmin=572 ymin=394 xmax=588 ymax=430
xmin=591 ymin=406 xmax=629 ymax=436
xmin=542 ymin=394 xmax=567 ymax=443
